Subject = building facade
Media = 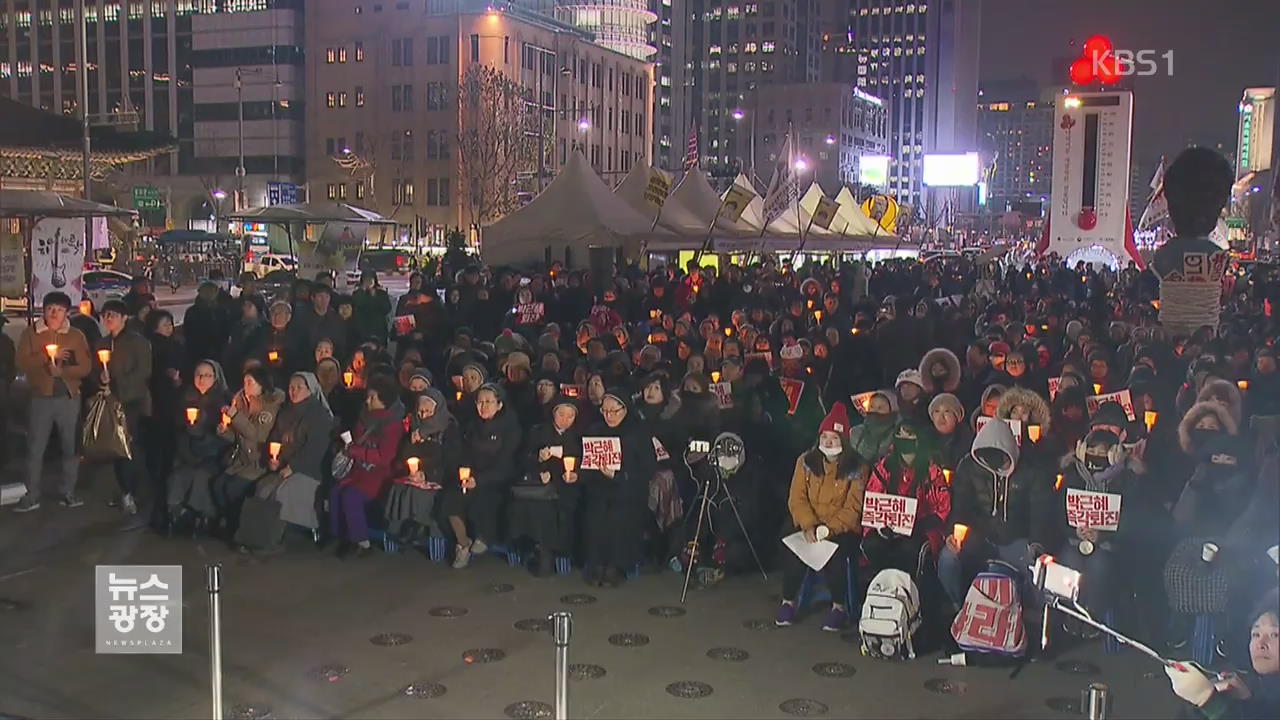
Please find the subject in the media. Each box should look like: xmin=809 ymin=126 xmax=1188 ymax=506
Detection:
xmin=751 ymin=81 xmax=888 ymax=192
xmin=1237 ymin=87 xmax=1275 ymax=178
xmin=821 ymin=0 xmax=980 ymax=210
xmin=306 ymin=1 xmax=652 ymax=242
xmin=977 ymin=96 xmax=1053 ymax=211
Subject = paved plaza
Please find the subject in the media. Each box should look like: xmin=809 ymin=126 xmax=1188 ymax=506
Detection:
xmin=0 ymin=472 xmax=1183 ymax=720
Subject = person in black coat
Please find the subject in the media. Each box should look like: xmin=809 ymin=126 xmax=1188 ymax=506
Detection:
xmin=183 ymin=282 xmax=231 ymax=372
xmin=247 ymin=301 xmax=309 ymax=385
xmin=508 ymin=396 xmax=584 ymax=576
xmin=579 ymin=387 xmax=659 ymax=587
xmin=385 ymin=388 xmax=462 ymax=545
xmin=442 ymin=382 xmax=522 ymax=568
xmin=165 ymin=359 xmax=232 ymax=534
xmin=145 ymin=309 xmax=186 ymax=525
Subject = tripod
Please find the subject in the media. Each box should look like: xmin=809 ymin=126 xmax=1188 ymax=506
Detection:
xmin=679 ymin=451 xmax=768 ymax=603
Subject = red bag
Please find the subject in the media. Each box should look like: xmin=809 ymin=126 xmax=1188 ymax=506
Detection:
xmin=950 ymin=561 xmax=1027 ymax=657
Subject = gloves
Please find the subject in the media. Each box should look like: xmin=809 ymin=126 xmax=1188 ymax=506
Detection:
xmin=1164 ymin=663 xmax=1214 ymax=707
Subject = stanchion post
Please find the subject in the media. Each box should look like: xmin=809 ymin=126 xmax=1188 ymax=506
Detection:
xmin=207 ymin=563 xmax=224 ymax=720
xmin=1084 ymin=682 xmax=1109 ymax=720
xmin=550 ymin=611 xmax=573 ymax=720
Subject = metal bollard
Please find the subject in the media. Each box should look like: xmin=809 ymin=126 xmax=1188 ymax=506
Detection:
xmin=1083 ymin=682 xmax=1109 ymax=720
xmin=549 ymin=611 xmax=573 ymax=720
xmin=207 ymin=563 xmax=224 ymax=720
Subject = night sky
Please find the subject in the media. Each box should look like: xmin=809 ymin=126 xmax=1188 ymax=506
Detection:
xmin=979 ymin=0 xmax=1280 ymax=171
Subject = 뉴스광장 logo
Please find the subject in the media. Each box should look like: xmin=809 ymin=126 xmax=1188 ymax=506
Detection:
xmin=95 ymin=565 xmax=183 ymax=654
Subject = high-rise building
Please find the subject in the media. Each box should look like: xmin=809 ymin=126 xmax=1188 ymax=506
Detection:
xmin=0 ymin=0 xmax=305 ymax=228
xmin=821 ymin=0 xmax=980 ymax=209
xmin=1237 ymin=87 xmax=1275 ymax=177
xmin=306 ymin=0 xmax=653 ymax=239
xmin=977 ymin=96 xmax=1053 ymax=211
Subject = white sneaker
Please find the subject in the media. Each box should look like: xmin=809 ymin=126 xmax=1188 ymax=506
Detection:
xmin=470 ymin=538 xmax=488 ymax=555
xmin=452 ymin=543 xmax=472 ymax=569
xmin=121 ymin=494 xmax=137 ymax=516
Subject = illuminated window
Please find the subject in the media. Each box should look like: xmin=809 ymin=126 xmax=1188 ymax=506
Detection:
xmin=326 ymin=48 xmax=336 ymax=64
xmin=710 ymin=45 xmax=721 ymax=55
xmin=326 ymin=92 xmax=335 ymax=108
xmin=356 ymin=86 xmax=365 ymax=106
xmin=338 ymin=91 xmax=347 ymax=107
xmin=355 ymin=42 xmax=365 ymax=62
xmin=338 ymin=47 xmax=348 ymax=63
xmin=745 ymin=42 xmax=758 ymax=53
xmin=762 ymin=42 xmax=775 ymax=53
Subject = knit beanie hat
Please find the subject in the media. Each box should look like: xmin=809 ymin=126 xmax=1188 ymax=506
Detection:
xmin=818 ymin=402 xmax=852 ymax=440
xmin=928 ymin=393 xmax=965 ymax=423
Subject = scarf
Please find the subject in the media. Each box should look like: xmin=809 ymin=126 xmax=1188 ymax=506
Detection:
xmin=292 ymin=371 xmax=332 ymax=418
xmin=412 ymin=388 xmax=453 ymax=437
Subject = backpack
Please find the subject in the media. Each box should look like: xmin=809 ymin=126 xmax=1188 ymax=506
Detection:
xmin=950 ymin=560 xmax=1027 ymax=657
xmin=859 ymin=569 xmax=922 ymax=660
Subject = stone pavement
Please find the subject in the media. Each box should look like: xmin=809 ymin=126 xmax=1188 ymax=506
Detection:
xmin=0 ymin=475 xmax=1184 ymax=720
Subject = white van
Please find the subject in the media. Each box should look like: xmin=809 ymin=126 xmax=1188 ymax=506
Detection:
xmin=245 ymin=253 xmax=297 ymax=278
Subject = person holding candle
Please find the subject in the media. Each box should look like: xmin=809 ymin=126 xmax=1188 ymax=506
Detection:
xmin=508 ymin=395 xmax=582 ymax=577
xmin=327 ymin=374 xmax=405 ymax=559
xmin=165 ymin=360 xmax=231 ymax=535
xmin=1172 ymin=400 xmax=1254 ymax=539
xmin=442 ymin=383 xmax=521 ymax=569
xmin=97 ymin=300 xmax=154 ymax=517
xmin=233 ymin=372 xmax=334 ymax=553
xmin=995 ymin=386 xmax=1053 ymax=464
xmin=385 ymin=388 xmax=460 ymax=547
xmin=848 ymin=390 xmax=899 ymax=466
xmin=14 ymin=292 xmax=93 ymax=512
xmin=929 ymin=393 xmax=974 ymax=476
xmin=248 ymin=301 xmax=305 ymax=385
xmin=210 ymin=367 xmax=284 ymax=536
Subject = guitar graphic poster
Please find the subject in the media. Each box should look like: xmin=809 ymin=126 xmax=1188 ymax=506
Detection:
xmin=31 ymin=218 xmax=86 ymax=305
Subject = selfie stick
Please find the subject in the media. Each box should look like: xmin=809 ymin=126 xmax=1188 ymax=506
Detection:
xmin=1043 ymin=595 xmax=1169 ymax=666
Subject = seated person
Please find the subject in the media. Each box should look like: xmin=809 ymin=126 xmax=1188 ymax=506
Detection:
xmin=327 ymin=375 xmax=406 ymax=559
xmin=385 ymin=388 xmax=460 ymax=545
xmin=442 ymin=383 xmax=522 ymax=569
xmin=508 ymin=395 xmax=582 ymax=576
xmin=210 ymin=367 xmax=285 ymax=536
xmin=166 ymin=359 xmax=231 ymax=534
xmin=863 ymin=419 xmax=950 ymax=586
xmin=1164 ymin=591 xmax=1279 ymax=720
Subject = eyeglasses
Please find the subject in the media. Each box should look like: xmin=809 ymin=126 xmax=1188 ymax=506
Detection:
xmin=602 ymin=405 xmax=625 ymax=416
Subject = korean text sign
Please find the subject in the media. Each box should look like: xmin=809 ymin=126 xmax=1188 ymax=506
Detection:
xmin=580 ymin=436 xmax=623 ymax=471
xmin=95 ymin=565 xmax=182 ymax=654
xmin=1065 ymin=489 xmax=1122 ymax=531
xmin=861 ymin=492 xmax=919 ymax=536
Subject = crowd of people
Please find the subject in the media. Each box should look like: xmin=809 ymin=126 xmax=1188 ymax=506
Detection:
xmin=8 ymin=147 xmax=1280 ymax=717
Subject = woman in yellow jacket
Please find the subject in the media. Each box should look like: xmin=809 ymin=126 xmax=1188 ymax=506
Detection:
xmin=775 ymin=402 xmax=868 ymax=632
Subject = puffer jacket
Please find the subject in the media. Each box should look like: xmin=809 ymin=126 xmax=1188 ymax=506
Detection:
xmin=787 ymin=450 xmax=868 ymax=536
xmin=867 ymin=456 xmax=951 ymax=554
xmin=948 ymin=416 xmax=1052 ymax=549
xmin=217 ymin=388 xmax=286 ymax=479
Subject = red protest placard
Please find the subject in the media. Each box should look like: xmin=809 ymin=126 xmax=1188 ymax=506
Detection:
xmin=1048 ymin=377 xmax=1061 ymax=401
xmin=851 ymin=391 xmax=876 ymax=416
xmin=392 ymin=315 xmax=416 ymax=336
xmin=559 ymin=383 xmax=582 ymax=398
xmin=516 ymin=302 xmax=545 ymax=325
xmin=652 ymin=436 xmax=670 ymax=462
xmin=779 ymin=377 xmax=804 ymax=416
xmin=861 ymin=491 xmax=919 ymax=536
xmin=1086 ymin=389 xmax=1136 ymax=421
xmin=709 ymin=381 xmax=734 ymax=409
xmin=1065 ymin=488 xmax=1122 ymax=531
xmin=580 ymin=436 xmax=622 ymax=471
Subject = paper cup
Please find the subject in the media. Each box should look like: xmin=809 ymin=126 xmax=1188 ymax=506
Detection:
xmin=406 ymin=457 xmax=421 ymax=474
xmin=186 ymin=408 xmax=199 ymax=425
xmin=815 ymin=525 xmax=830 ymax=541
xmin=268 ymin=350 xmax=280 ymax=363
xmin=343 ymin=371 xmax=354 ymax=387
xmin=1093 ymin=383 xmax=1103 ymax=395
xmin=221 ymin=412 xmax=231 ymax=426
xmin=942 ymin=468 xmax=953 ymax=485
xmin=1202 ymin=542 xmax=1219 ymax=563
xmin=1079 ymin=539 xmax=1095 ymax=556
xmin=97 ymin=349 xmax=111 ymax=365
xmin=1237 ymin=380 xmax=1249 ymax=391
xmin=1144 ymin=411 xmax=1157 ymax=432
xmin=340 ymin=431 xmax=353 ymax=444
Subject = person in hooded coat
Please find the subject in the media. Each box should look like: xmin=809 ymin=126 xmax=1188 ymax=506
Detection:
xmin=937 ymin=416 xmax=1054 ymax=608
xmin=508 ymin=395 xmax=583 ymax=576
xmin=848 ymin=390 xmax=899 ymax=465
xmin=444 ymin=382 xmax=522 ymax=568
xmin=235 ymin=371 xmax=334 ymax=552
xmin=385 ymin=388 xmax=461 ymax=545
xmin=919 ymin=347 xmax=963 ymax=403
xmin=863 ymin=418 xmax=951 ymax=589
xmin=579 ymin=388 xmax=658 ymax=587
xmin=995 ymin=385 xmax=1055 ymax=469
xmin=166 ymin=359 xmax=232 ymax=534
xmin=1173 ymin=400 xmax=1255 ymax=538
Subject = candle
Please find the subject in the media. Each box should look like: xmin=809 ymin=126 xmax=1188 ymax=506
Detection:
xmin=1093 ymin=383 xmax=1102 ymax=395
xmin=851 ymin=327 xmax=860 ymax=335
xmin=45 ymin=344 xmax=58 ymax=361
xmin=1237 ymin=379 xmax=1249 ymax=391
xmin=97 ymin=349 xmax=111 ymax=365
xmin=1055 ymin=473 xmax=1064 ymax=491
xmin=79 ymin=300 xmax=92 ymax=315
xmin=456 ymin=391 xmax=463 ymax=402
xmin=186 ymin=408 xmax=199 ymax=425
xmin=942 ymin=468 xmax=953 ymax=485
xmin=221 ymin=412 xmax=231 ymax=427
xmin=711 ymin=371 xmax=721 ymax=383
xmin=459 ymin=467 xmax=472 ymax=493
xmin=1025 ymin=324 xmax=1035 ymax=335
xmin=343 ymin=371 xmax=354 ymax=387
xmin=1144 ymin=410 xmax=1157 ymax=432
xmin=268 ymin=442 xmax=282 ymax=460
xmin=724 ymin=327 xmax=732 ymax=337
xmin=1027 ymin=425 xmax=1041 ymax=443
xmin=563 ymin=457 xmax=576 ymax=472
xmin=953 ymin=523 xmax=969 ymax=547
xmin=406 ymin=457 xmax=421 ymax=474
xmin=814 ymin=310 xmax=823 ymax=322
xmin=267 ymin=350 xmax=280 ymax=363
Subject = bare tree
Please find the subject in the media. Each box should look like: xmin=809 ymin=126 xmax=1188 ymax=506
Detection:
xmin=457 ymin=64 xmax=544 ymax=227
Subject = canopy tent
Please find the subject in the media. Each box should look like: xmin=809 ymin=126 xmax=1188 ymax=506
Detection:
xmin=228 ymin=201 xmax=397 ymax=288
xmin=483 ymin=150 xmax=667 ymax=268
xmin=228 ymin=201 xmax=396 ymax=226
xmin=666 ymin=169 xmax=758 ymax=236
xmin=0 ymin=189 xmax=138 ymax=219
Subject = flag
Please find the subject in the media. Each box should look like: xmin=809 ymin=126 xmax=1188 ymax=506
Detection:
xmin=811 ymin=193 xmax=839 ymax=229
xmin=721 ymin=184 xmax=756 ymax=222
xmin=682 ymin=121 xmax=699 ymax=171
xmin=760 ymin=132 xmax=800 ymax=226
xmin=1137 ymin=156 xmax=1168 ymax=231
xmin=643 ymin=168 xmax=672 ymax=208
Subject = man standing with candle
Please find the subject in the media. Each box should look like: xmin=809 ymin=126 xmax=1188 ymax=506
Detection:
xmin=14 ymin=292 xmax=92 ymax=512
xmin=98 ymin=300 xmax=153 ymax=517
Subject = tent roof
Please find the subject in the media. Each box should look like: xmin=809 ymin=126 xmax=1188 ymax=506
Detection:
xmin=0 ymin=189 xmax=137 ymax=218
xmin=484 ymin=150 xmax=664 ymax=266
xmin=229 ymin=201 xmax=394 ymax=224
xmin=832 ymin=186 xmax=890 ymax=237
xmin=665 ymin=169 xmax=755 ymax=236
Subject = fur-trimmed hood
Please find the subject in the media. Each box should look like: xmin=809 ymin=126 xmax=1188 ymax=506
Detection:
xmin=1196 ymin=378 xmax=1243 ymax=427
xmin=1178 ymin=400 xmax=1239 ymax=454
xmin=995 ymin=386 xmax=1052 ymax=431
xmin=920 ymin=347 xmax=962 ymax=394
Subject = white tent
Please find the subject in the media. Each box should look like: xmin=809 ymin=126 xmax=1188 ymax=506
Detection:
xmin=483 ymin=151 xmax=666 ymax=267
xmin=832 ymin=186 xmax=891 ymax=237
xmin=666 ymin=169 xmax=757 ymax=236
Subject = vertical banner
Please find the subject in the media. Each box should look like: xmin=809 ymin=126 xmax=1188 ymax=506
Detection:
xmin=0 ymin=228 xmax=25 ymax=299
xmin=31 ymin=218 xmax=86 ymax=305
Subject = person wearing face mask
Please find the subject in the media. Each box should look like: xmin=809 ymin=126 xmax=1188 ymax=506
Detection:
xmin=1165 ymin=591 xmax=1280 ymax=720
xmin=385 ymin=388 xmax=460 ymax=548
xmin=1051 ymin=427 xmax=1151 ymax=632
xmin=848 ymin=390 xmax=899 ymax=465
xmin=1173 ymin=400 xmax=1255 ymax=538
xmin=995 ymin=386 xmax=1053 ymax=463
xmin=919 ymin=347 xmax=962 ymax=401
xmin=775 ymin=403 xmax=868 ymax=631
xmin=509 ymin=396 xmax=582 ymax=577
xmin=929 ymin=393 xmax=974 ymax=471
xmin=164 ymin=359 xmax=232 ymax=535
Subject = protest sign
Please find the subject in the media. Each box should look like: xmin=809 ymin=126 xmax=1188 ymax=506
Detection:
xmin=861 ymin=492 xmax=919 ymax=536
xmin=710 ymin=381 xmax=734 ymax=409
xmin=516 ymin=302 xmax=545 ymax=325
xmin=581 ymin=437 xmax=622 ymax=471
xmin=1086 ymin=389 xmax=1136 ymax=421
xmin=851 ymin=391 xmax=877 ymax=416
xmin=1066 ymin=488 xmax=1122 ymax=531
xmin=652 ymin=436 xmax=670 ymax=462
xmin=779 ymin=377 xmax=804 ymax=416
xmin=1048 ymin=377 xmax=1061 ymax=401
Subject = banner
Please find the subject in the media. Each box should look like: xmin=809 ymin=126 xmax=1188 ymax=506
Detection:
xmin=976 ymin=416 xmax=1023 ymax=446
xmin=811 ymin=193 xmax=840 ymax=230
xmin=0 ymin=229 xmax=24 ymax=299
xmin=392 ymin=315 xmax=416 ymax=336
xmin=722 ymin=184 xmax=756 ymax=223
xmin=709 ymin=381 xmax=734 ymax=409
xmin=515 ymin=302 xmax=545 ymax=325
xmin=1066 ymin=488 xmax=1122 ymax=531
xmin=779 ymin=377 xmax=804 ymax=416
xmin=580 ymin=436 xmax=622 ymax=471
xmin=1086 ymin=389 xmax=1135 ymax=421
xmin=643 ymin=169 xmax=672 ymax=208
xmin=861 ymin=492 xmax=919 ymax=536
xmin=31 ymin=218 xmax=86 ymax=305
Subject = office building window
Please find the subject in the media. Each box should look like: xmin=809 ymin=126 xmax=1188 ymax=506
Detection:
xmin=355 ymin=86 xmax=365 ymax=107
xmin=427 ymin=178 xmax=438 ymax=206
xmin=326 ymin=92 xmax=336 ymax=108
xmin=338 ymin=47 xmax=348 ymax=63
xmin=470 ymin=34 xmax=480 ymax=62
xmin=355 ymin=42 xmax=365 ymax=62
xmin=336 ymin=91 xmax=346 ymax=107
xmin=355 ymin=183 xmax=365 ymax=200
xmin=326 ymin=183 xmax=338 ymax=200
xmin=403 ymin=130 xmax=413 ymax=160
xmin=426 ymin=83 xmax=447 ymax=111
xmin=326 ymin=48 xmax=336 ymax=64
xmin=439 ymin=178 xmax=450 ymax=206
xmin=391 ymin=86 xmax=402 ymax=111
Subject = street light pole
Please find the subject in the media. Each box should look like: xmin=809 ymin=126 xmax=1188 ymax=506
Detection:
xmin=76 ymin=0 xmax=90 ymax=200
xmin=235 ymin=67 xmax=246 ymax=211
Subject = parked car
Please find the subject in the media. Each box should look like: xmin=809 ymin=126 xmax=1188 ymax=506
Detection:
xmin=82 ymin=269 xmax=133 ymax=310
xmin=245 ymin=253 xmax=297 ymax=278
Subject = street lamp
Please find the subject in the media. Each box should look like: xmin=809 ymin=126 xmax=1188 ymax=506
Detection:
xmin=212 ymin=189 xmax=228 ymax=200
xmin=825 ymin=135 xmax=836 ymax=145
xmin=578 ymin=118 xmax=590 ymax=132
xmin=732 ymin=109 xmax=745 ymax=120
xmin=794 ymin=158 xmax=809 ymax=172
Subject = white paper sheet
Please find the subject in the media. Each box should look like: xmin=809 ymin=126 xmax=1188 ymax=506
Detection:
xmin=782 ymin=531 xmax=838 ymax=571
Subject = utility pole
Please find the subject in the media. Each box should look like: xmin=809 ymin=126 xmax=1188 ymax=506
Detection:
xmin=77 ymin=0 xmax=92 ymax=251
xmin=235 ymin=67 xmax=246 ymax=211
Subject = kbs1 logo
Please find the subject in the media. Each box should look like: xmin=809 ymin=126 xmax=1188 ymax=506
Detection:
xmin=1069 ymin=35 xmax=1173 ymax=84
